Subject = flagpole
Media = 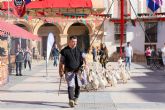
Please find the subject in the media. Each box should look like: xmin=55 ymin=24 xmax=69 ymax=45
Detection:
xmin=7 ymin=0 xmax=10 ymax=20
xmin=46 ymin=57 xmax=48 ymax=77
xmin=120 ymin=0 xmax=124 ymax=57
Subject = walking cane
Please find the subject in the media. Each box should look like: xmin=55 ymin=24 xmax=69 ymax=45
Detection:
xmin=58 ymin=77 xmax=62 ymax=96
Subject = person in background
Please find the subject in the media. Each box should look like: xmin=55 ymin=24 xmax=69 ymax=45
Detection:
xmin=124 ymin=42 xmax=133 ymax=70
xmin=24 ymin=46 xmax=32 ymax=70
xmin=59 ymin=36 xmax=86 ymax=107
xmin=161 ymin=43 xmax=165 ymax=67
xmin=157 ymin=48 xmax=163 ymax=66
xmin=52 ymin=44 xmax=59 ymax=66
xmin=145 ymin=46 xmax=152 ymax=66
xmin=15 ymin=44 xmax=24 ymax=76
xmin=92 ymin=46 xmax=97 ymax=62
xmin=43 ymin=50 xmax=46 ymax=60
xmin=99 ymin=43 xmax=108 ymax=68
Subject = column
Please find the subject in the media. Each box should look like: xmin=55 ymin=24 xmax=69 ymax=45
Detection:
xmin=59 ymin=34 xmax=68 ymax=49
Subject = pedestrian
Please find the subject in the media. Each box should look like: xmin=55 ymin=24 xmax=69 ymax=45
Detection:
xmin=91 ymin=46 xmax=97 ymax=62
xmin=32 ymin=47 xmax=35 ymax=58
xmin=52 ymin=44 xmax=59 ymax=66
xmin=99 ymin=43 xmax=108 ymax=68
xmin=59 ymin=36 xmax=86 ymax=107
xmin=15 ymin=44 xmax=24 ymax=76
xmin=124 ymin=42 xmax=133 ymax=70
xmin=161 ymin=43 xmax=165 ymax=66
xmin=24 ymin=46 xmax=32 ymax=70
xmin=43 ymin=50 xmax=46 ymax=60
xmin=150 ymin=46 xmax=157 ymax=65
xmin=145 ymin=46 xmax=151 ymax=66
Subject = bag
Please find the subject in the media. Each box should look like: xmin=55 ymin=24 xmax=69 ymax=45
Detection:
xmin=79 ymin=69 xmax=88 ymax=86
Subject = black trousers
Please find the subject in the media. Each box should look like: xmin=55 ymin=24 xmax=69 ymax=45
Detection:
xmin=16 ymin=62 xmax=22 ymax=74
xmin=68 ymin=74 xmax=80 ymax=100
xmin=24 ymin=60 xmax=31 ymax=70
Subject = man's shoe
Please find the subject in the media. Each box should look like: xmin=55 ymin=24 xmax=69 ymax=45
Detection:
xmin=16 ymin=74 xmax=19 ymax=76
xmin=69 ymin=100 xmax=75 ymax=107
xmin=74 ymin=98 xmax=78 ymax=105
xmin=19 ymin=74 xmax=22 ymax=76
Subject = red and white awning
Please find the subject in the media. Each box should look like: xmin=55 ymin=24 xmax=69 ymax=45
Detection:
xmin=0 ymin=20 xmax=41 ymax=41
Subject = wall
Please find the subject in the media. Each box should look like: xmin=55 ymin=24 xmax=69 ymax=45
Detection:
xmin=104 ymin=20 xmax=116 ymax=57
xmin=157 ymin=22 xmax=165 ymax=49
xmin=126 ymin=22 xmax=145 ymax=54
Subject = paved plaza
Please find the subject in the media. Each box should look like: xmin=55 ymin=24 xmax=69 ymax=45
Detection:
xmin=0 ymin=60 xmax=165 ymax=110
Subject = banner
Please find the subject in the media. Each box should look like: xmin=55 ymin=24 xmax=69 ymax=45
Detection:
xmin=12 ymin=0 xmax=26 ymax=17
xmin=46 ymin=33 xmax=55 ymax=64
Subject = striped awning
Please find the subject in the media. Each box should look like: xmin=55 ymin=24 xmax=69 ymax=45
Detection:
xmin=0 ymin=20 xmax=41 ymax=41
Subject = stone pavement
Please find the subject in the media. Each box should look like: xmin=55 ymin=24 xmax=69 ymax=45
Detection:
xmin=0 ymin=60 xmax=165 ymax=110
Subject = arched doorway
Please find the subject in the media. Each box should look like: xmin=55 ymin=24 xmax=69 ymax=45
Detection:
xmin=37 ymin=23 xmax=60 ymax=56
xmin=67 ymin=23 xmax=90 ymax=52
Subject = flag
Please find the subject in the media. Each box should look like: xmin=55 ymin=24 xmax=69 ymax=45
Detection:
xmin=12 ymin=0 xmax=26 ymax=17
xmin=25 ymin=0 xmax=31 ymax=4
xmin=147 ymin=0 xmax=163 ymax=12
xmin=46 ymin=33 xmax=55 ymax=64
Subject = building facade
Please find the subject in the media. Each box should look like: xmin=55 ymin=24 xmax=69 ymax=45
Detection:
xmin=1 ymin=0 xmax=165 ymax=61
xmin=1 ymin=0 xmax=105 ymax=57
xmin=104 ymin=0 xmax=165 ymax=61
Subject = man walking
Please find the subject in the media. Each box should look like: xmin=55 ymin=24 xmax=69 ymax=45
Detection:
xmin=59 ymin=36 xmax=86 ymax=107
xmin=125 ymin=42 xmax=133 ymax=70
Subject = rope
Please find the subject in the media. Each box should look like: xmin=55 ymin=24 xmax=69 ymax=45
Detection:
xmin=89 ymin=0 xmax=115 ymax=50
xmin=128 ymin=0 xmax=152 ymax=44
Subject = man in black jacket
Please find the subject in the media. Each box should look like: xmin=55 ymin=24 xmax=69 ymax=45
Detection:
xmin=59 ymin=36 xmax=86 ymax=107
xmin=15 ymin=44 xmax=24 ymax=76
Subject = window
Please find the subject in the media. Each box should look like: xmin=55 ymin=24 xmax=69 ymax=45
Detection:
xmin=145 ymin=22 xmax=157 ymax=43
xmin=116 ymin=47 xmax=125 ymax=53
xmin=114 ymin=23 xmax=126 ymax=43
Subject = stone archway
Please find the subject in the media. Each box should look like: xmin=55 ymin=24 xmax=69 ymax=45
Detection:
xmin=67 ymin=22 xmax=90 ymax=52
xmin=13 ymin=20 xmax=32 ymax=32
xmin=37 ymin=23 xmax=61 ymax=56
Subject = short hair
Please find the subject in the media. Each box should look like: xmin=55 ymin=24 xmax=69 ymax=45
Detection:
xmin=69 ymin=36 xmax=77 ymax=40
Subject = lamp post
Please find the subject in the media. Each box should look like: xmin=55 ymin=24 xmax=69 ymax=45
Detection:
xmin=7 ymin=32 xmax=11 ymax=74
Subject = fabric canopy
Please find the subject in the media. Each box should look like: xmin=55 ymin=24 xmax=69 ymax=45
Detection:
xmin=0 ymin=21 xmax=41 ymax=41
xmin=2 ymin=0 xmax=92 ymax=9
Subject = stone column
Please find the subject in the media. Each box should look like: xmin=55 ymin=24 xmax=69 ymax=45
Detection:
xmin=59 ymin=34 xmax=68 ymax=49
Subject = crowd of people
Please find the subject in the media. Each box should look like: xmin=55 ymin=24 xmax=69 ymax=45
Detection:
xmin=145 ymin=43 xmax=165 ymax=68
